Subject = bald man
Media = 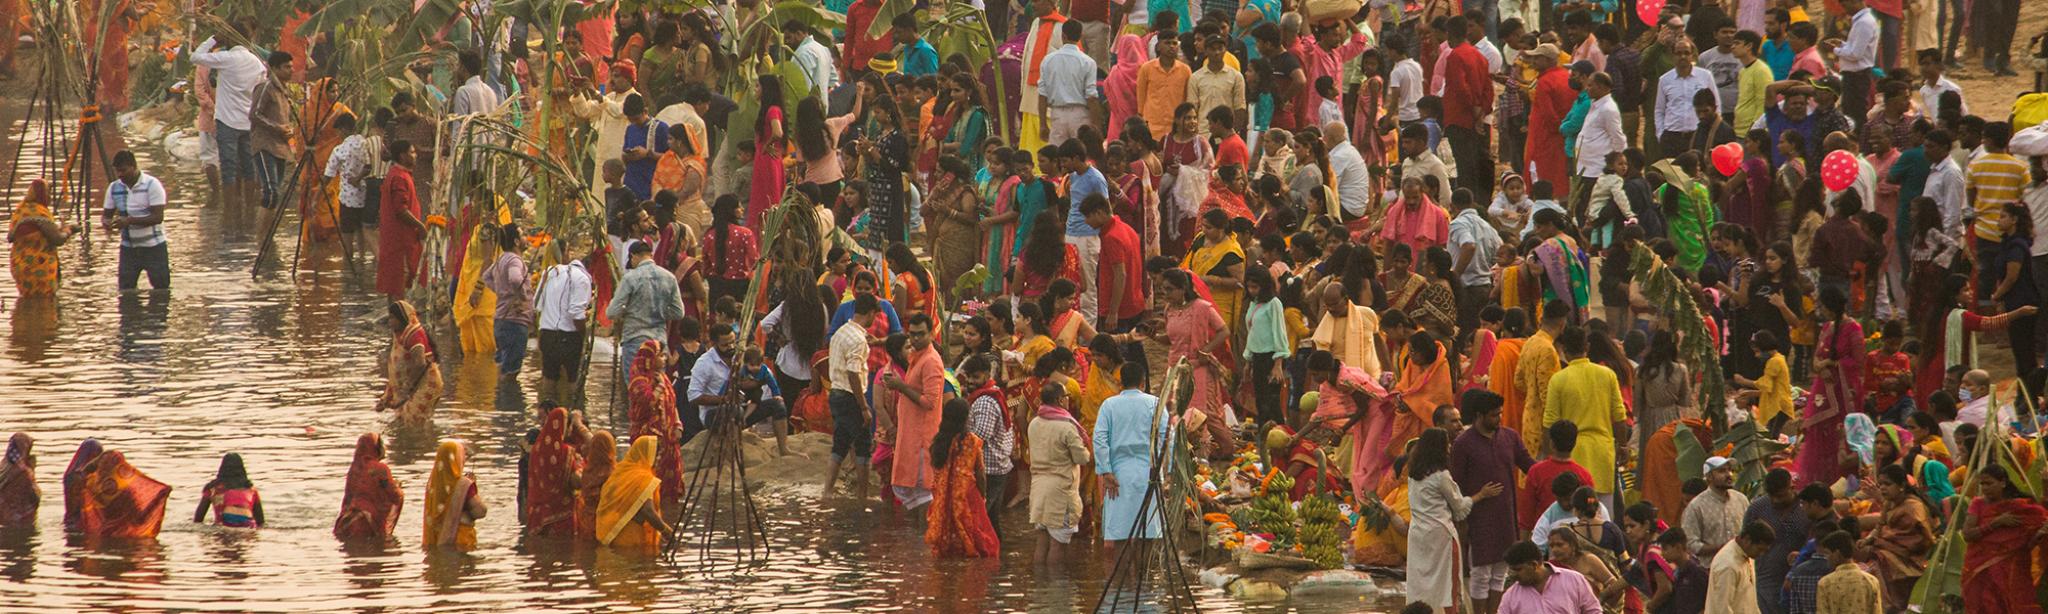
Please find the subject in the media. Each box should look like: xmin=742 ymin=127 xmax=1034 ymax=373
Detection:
xmin=1324 ymin=121 xmax=1374 ymax=230
xmin=1308 ymin=281 xmax=1386 ymax=376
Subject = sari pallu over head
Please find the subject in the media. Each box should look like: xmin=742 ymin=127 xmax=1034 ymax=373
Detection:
xmin=423 ymin=441 xmax=475 ymax=549
xmin=0 ymin=433 xmax=38 ymax=527
xmin=596 ymin=436 xmax=662 ymax=548
xmin=1961 ymin=495 xmax=2048 ymax=613
xmin=66 ymin=442 xmax=171 ymax=539
xmin=526 ymin=408 xmax=582 ymax=536
xmin=576 ymin=430 xmax=618 ymax=541
xmin=627 ymin=341 xmax=677 ymax=439
xmin=336 ymin=433 xmax=403 ymax=539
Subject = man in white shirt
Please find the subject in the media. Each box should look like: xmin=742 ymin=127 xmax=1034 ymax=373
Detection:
xmin=1923 ymin=130 xmax=1968 ymax=232
xmin=190 ymin=34 xmax=266 ymax=210
xmin=1831 ymin=0 xmax=1879 ymax=123
xmin=1653 ymin=40 xmax=1718 ymax=161
xmin=101 ymin=150 xmax=171 ymax=291
xmin=1036 ymin=21 xmax=1098 ymax=146
xmin=533 ymin=245 xmax=593 ymax=408
xmin=450 ymin=50 xmax=501 ymax=176
xmin=823 ymin=295 xmax=880 ymax=500
xmin=1576 ymin=72 xmax=1625 ymax=200
xmin=1324 ymin=122 xmax=1374 ymax=224
xmin=1385 ymin=34 xmax=1425 ymax=125
xmin=784 ymin=24 xmax=838 ymax=95
xmin=323 ymin=113 xmax=372 ymax=264
xmin=1916 ymin=50 xmax=1968 ymax=119
xmin=1447 ymin=188 xmax=1501 ymax=330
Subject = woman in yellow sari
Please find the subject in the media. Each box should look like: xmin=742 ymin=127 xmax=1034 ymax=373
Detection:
xmin=1182 ymin=209 xmax=1245 ymax=342
xmin=454 ymin=223 xmax=499 ymax=357
xmin=379 ymin=301 xmax=443 ymax=422
xmin=9 ymin=179 xmax=69 ymax=297
xmin=655 ymin=123 xmax=711 ymax=232
xmin=597 ymin=435 xmax=675 ymax=551
xmin=1042 ymin=279 xmax=1098 ymax=349
xmin=423 ymin=441 xmax=487 ymax=551
xmin=1350 ymin=446 xmax=1414 ymax=566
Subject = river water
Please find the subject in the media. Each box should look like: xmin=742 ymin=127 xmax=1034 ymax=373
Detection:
xmin=0 ymin=98 xmax=1402 ymax=612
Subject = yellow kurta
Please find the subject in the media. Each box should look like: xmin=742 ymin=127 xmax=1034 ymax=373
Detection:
xmin=1515 ymin=330 xmax=1560 ymax=454
xmin=1755 ymin=353 xmax=1793 ymax=425
xmin=1544 ymin=358 xmax=1629 ymax=493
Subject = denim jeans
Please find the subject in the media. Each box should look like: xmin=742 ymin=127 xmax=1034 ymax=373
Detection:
xmin=493 ymin=319 xmax=529 ymax=375
xmin=117 ymin=243 xmax=171 ymax=290
xmin=254 ymin=152 xmax=288 ymax=209
xmin=214 ymin=124 xmax=253 ymax=184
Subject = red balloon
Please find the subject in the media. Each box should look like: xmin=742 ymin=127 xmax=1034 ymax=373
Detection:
xmin=1821 ymin=150 xmax=1860 ymax=192
xmin=1711 ymin=143 xmax=1743 ymax=177
xmin=1637 ymin=0 xmax=1666 ymax=26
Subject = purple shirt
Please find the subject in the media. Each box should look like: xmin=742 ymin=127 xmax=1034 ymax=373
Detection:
xmin=482 ymin=252 xmax=534 ymax=326
xmin=1450 ymin=426 xmax=1535 ymax=565
xmin=1499 ymin=564 xmax=1604 ymax=614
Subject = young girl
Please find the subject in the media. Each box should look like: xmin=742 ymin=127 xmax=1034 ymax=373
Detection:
xmin=196 ymin=453 xmax=263 ymax=528
xmin=1490 ymin=172 xmax=1536 ymax=237
xmin=1255 ymin=129 xmax=1295 ymax=181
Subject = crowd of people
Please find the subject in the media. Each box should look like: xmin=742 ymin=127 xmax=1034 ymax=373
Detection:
xmin=7 ymin=0 xmax=2048 ymax=610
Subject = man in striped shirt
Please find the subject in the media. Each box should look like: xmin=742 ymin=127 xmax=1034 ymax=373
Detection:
xmin=1967 ymin=122 xmax=2028 ymax=304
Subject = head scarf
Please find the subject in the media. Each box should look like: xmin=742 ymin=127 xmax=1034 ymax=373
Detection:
xmin=68 ymin=444 xmax=171 ymax=538
xmin=596 ymin=435 xmax=662 ymax=545
xmin=0 ymin=433 xmax=36 ymax=525
xmin=24 ymin=179 xmax=46 ymax=204
xmin=392 ymin=300 xmax=435 ymax=357
xmin=627 ymin=341 xmax=675 ymax=437
xmin=1844 ymin=413 xmax=1877 ymax=466
xmin=526 ymin=407 xmax=582 ymax=534
xmin=336 ymin=433 xmax=402 ymax=538
xmin=423 ymin=440 xmax=467 ymax=546
xmin=611 ymin=59 xmax=638 ymax=85
xmin=577 ymin=430 xmax=618 ymax=538
xmin=4 ymin=434 xmax=30 ymax=468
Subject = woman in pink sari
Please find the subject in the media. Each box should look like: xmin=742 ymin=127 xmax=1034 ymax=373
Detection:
xmin=1796 ymin=288 xmax=1862 ymax=487
xmin=1100 ymin=35 xmax=1148 ymax=142
xmin=1145 ymin=269 xmax=1231 ymax=457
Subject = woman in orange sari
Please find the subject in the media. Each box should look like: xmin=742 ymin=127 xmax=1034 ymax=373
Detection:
xmin=626 ymin=342 xmax=685 ymax=507
xmin=575 ymin=430 xmax=617 ymax=540
xmin=887 ymin=242 xmax=939 ymax=328
xmin=1857 ymin=463 xmax=1937 ymax=608
xmin=62 ymin=439 xmax=171 ymax=539
xmin=926 ymin=398 xmax=999 ymax=557
xmin=300 ymin=79 xmax=351 ymax=245
xmin=423 ymin=441 xmax=487 ymax=551
xmin=1961 ymin=465 xmax=2048 ymax=612
xmin=1386 ymin=332 xmax=1453 ymax=485
xmin=1641 ymin=418 xmax=1709 ymax=527
xmin=0 ymin=433 xmax=37 ymax=528
xmin=9 ymin=179 xmax=70 ymax=297
xmin=526 ymin=408 xmax=584 ymax=537
xmin=334 ymin=433 xmax=403 ymax=540
xmin=597 ymin=435 xmax=675 ymax=551
xmin=1042 ymin=279 xmax=1100 ymax=349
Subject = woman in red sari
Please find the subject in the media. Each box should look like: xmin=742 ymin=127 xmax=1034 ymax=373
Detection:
xmin=575 ymin=430 xmax=617 ymax=541
xmin=334 ymin=433 xmax=403 ymax=539
xmin=1797 ymin=289 xmax=1862 ymax=487
xmin=1962 ymin=464 xmax=2048 ymax=614
xmin=63 ymin=440 xmax=171 ymax=539
xmin=1268 ymin=425 xmax=1342 ymax=500
xmin=81 ymin=0 xmax=136 ymax=113
xmin=626 ymin=342 xmax=685 ymax=507
xmin=0 ymin=433 xmax=37 ymax=528
xmin=926 ymin=398 xmax=999 ymax=558
xmin=526 ymin=408 xmax=584 ymax=536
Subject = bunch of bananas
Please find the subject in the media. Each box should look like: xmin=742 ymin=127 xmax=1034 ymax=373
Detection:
xmin=1297 ymin=495 xmax=1347 ymax=569
xmin=1264 ymin=472 xmax=1296 ymax=497
xmin=1244 ymin=488 xmax=1298 ymax=546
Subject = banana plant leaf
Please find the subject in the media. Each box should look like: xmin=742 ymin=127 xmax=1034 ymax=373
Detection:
xmin=865 ymin=0 xmax=916 ymax=39
xmin=1711 ymin=420 xmax=1786 ymax=496
xmin=1629 ymin=244 xmax=1728 ymax=434
xmin=1674 ymin=421 xmax=1709 ymax=483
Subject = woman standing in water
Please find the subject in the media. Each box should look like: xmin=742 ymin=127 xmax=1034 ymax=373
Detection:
xmin=380 ymin=301 xmax=444 ymax=423
xmin=9 ymin=179 xmax=72 ymax=298
xmin=0 ymin=434 xmax=37 ymax=528
xmin=576 ymin=430 xmax=618 ymax=541
xmin=525 ymin=407 xmax=584 ymax=537
xmin=423 ymin=441 xmax=487 ymax=550
xmin=925 ymin=398 xmax=998 ymax=558
xmin=597 ymin=436 xmax=675 ymax=551
xmin=194 ymin=453 xmax=263 ymax=528
xmin=63 ymin=439 xmax=172 ymax=539
xmin=335 ymin=433 xmax=403 ymax=540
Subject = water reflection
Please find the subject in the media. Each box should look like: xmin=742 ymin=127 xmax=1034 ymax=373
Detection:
xmin=113 ymin=292 xmax=169 ymax=365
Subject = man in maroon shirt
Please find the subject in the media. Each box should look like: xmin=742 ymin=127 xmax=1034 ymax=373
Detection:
xmin=1084 ymin=194 xmax=1146 ymax=332
xmin=1440 ymin=15 xmax=1494 ymax=197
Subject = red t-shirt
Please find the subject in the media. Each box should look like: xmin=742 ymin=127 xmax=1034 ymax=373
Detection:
xmin=1069 ymin=0 xmax=1109 ymax=23
xmin=1518 ymin=458 xmax=1593 ymax=532
xmin=1098 ymin=217 xmax=1146 ymax=321
xmin=1215 ymin=134 xmax=1250 ymax=171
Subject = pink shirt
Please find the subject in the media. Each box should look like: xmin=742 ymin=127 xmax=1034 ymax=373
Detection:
xmin=1377 ymin=199 xmax=1451 ymax=256
xmin=1497 ymin=565 xmax=1603 ymax=614
xmin=1296 ymin=31 xmax=1373 ymax=128
xmin=1791 ymin=47 xmax=1829 ymax=78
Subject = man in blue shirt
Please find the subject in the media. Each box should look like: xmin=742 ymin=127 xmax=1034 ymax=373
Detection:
xmin=891 ymin=14 xmax=940 ymax=77
xmin=619 ymin=94 xmax=669 ymax=200
xmin=1059 ymin=139 xmax=1107 ymax=322
xmin=1760 ymin=9 xmax=1795 ymax=80
xmin=829 ymin=270 xmax=904 ymax=335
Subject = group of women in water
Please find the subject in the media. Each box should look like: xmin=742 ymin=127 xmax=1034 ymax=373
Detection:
xmin=0 ymin=408 xmax=677 ymax=552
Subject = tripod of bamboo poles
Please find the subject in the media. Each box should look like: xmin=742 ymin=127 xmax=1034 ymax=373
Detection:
xmin=1093 ymin=359 xmax=1203 ymax=614
xmin=663 ymin=193 xmax=824 ymax=574
xmin=3 ymin=0 xmax=118 ymax=247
